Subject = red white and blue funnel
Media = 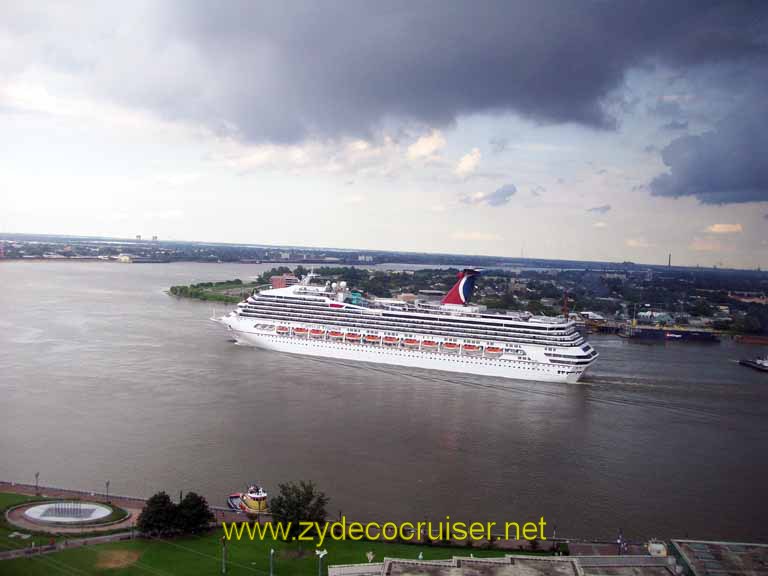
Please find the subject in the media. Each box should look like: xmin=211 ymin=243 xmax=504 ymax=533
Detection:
xmin=441 ymin=269 xmax=481 ymax=305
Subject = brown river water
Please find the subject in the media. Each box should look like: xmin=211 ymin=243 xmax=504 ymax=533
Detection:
xmin=1 ymin=261 xmax=766 ymax=541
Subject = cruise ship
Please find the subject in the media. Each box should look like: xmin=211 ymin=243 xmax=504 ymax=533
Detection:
xmin=216 ymin=269 xmax=599 ymax=383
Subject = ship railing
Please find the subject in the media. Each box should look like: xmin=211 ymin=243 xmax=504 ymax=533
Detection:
xmin=251 ymin=298 xmax=576 ymax=333
xmin=242 ymin=305 xmax=581 ymax=340
xmin=243 ymin=312 xmax=585 ymax=348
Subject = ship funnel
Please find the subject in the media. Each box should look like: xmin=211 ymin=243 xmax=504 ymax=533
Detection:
xmin=441 ymin=269 xmax=481 ymax=305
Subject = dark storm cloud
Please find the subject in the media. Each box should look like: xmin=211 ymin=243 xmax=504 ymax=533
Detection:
xmin=587 ymin=204 xmax=611 ymax=214
xmin=650 ymin=103 xmax=768 ymax=204
xmin=129 ymin=0 xmax=767 ymax=143
xmin=648 ymin=99 xmax=684 ymax=117
xmin=662 ymin=120 xmax=689 ymax=130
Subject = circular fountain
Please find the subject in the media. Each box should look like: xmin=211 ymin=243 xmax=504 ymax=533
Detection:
xmin=22 ymin=500 xmax=113 ymax=525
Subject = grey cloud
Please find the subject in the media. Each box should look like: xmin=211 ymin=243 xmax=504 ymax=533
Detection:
xmin=176 ymin=1 xmax=766 ymax=142
xmin=4 ymin=1 xmax=764 ymax=144
xmin=463 ymin=184 xmax=517 ymax=207
xmin=490 ymin=137 xmax=509 ymax=154
xmin=648 ymin=99 xmax=683 ymax=117
xmin=662 ymin=120 xmax=689 ymax=130
xmin=1 ymin=0 xmax=766 ymax=151
xmin=587 ymin=204 xmax=611 ymax=214
xmin=649 ymin=102 xmax=768 ymax=204
xmin=486 ymin=185 xmax=517 ymax=206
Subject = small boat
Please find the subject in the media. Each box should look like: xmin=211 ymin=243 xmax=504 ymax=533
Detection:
xmin=403 ymin=338 xmax=419 ymax=348
xmin=485 ymin=346 xmax=503 ymax=356
xmin=422 ymin=340 xmax=438 ymax=349
xmin=227 ymin=484 xmax=268 ymax=515
xmin=383 ymin=336 xmax=399 ymax=345
xmin=345 ymin=333 xmax=362 ymax=341
xmin=276 ymin=326 xmax=290 ymax=334
xmin=310 ymin=329 xmax=325 ymax=338
xmin=293 ymin=327 xmax=309 ymax=336
xmin=442 ymin=342 xmax=460 ymax=352
xmin=739 ymin=355 xmax=768 ymax=372
xmin=364 ymin=334 xmax=381 ymax=343
xmin=462 ymin=344 xmax=482 ymax=355
xmin=329 ymin=331 xmax=344 ymax=339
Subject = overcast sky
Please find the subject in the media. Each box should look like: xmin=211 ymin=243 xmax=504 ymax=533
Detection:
xmin=1 ymin=1 xmax=767 ymax=268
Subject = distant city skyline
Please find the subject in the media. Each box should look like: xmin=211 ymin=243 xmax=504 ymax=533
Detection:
xmin=1 ymin=2 xmax=766 ymax=268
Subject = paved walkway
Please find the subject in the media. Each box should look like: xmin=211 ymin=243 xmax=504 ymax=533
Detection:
xmin=0 ymin=531 xmax=134 ymax=561
xmin=1 ymin=481 xmax=251 ymax=532
xmin=2 ymin=481 xmax=652 ymax=561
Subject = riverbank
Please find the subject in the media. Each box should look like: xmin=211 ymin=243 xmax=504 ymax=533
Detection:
xmin=169 ymin=278 xmax=260 ymax=304
xmin=0 ymin=487 xmax=565 ymax=575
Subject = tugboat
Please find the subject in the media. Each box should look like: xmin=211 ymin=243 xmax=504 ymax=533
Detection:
xmin=227 ymin=484 xmax=268 ymax=514
xmin=739 ymin=354 xmax=768 ymax=373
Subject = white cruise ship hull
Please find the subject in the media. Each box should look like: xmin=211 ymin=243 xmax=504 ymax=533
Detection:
xmin=225 ymin=324 xmax=589 ymax=384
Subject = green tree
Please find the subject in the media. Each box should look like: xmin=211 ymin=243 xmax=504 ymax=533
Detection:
xmin=137 ymin=491 xmax=178 ymax=537
xmin=294 ymin=265 xmax=308 ymax=278
xmin=269 ymin=481 xmax=329 ymax=542
xmin=177 ymin=492 xmax=215 ymax=534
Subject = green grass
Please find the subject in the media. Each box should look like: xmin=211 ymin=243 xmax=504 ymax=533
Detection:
xmin=0 ymin=492 xmax=55 ymax=552
xmin=0 ymin=531 xmax=518 ymax=575
xmin=1 ymin=492 xmax=553 ymax=575
xmin=0 ymin=492 xmax=130 ymax=554
xmin=169 ymin=279 xmax=261 ymax=304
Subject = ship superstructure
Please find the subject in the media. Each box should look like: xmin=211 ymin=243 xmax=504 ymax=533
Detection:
xmin=216 ymin=269 xmax=598 ymax=383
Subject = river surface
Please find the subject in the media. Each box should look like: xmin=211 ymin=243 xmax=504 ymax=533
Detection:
xmin=1 ymin=261 xmax=767 ymax=541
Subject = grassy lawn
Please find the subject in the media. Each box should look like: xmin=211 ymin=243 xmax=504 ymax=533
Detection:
xmin=1 ymin=491 xmax=555 ymax=575
xmin=0 ymin=492 xmax=54 ymax=552
xmin=169 ymin=280 xmax=260 ymax=304
xmin=0 ymin=492 xmax=129 ymax=554
xmin=0 ymin=525 xmax=525 ymax=575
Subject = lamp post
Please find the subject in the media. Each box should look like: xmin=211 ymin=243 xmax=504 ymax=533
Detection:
xmin=105 ymin=480 xmax=110 ymax=504
xmin=34 ymin=472 xmax=40 ymax=496
xmin=269 ymin=548 xmax=274 ymax=576
xmin=316 ymin=549 xmax=327 ymax=576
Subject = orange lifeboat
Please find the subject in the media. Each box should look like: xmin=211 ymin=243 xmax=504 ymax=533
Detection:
xmin=276 ymin=326 xmax=290 ymax=334
xmin=462 ymin=344 xmax=482 ymax=355
xmin=345 ymin=333 xmax=362 ymax=341
xmin=422 ymin=340 xmax=438 ymax=349
xmin=442 ymin=342 xmax=460 ymax=353
xmin=329 ymin=331 xmax=344 ymax=339
xmin=293 ymin=327 xmax=309 ymax=336
xmin=485 ymin=346 xmax=503 ymax=356
xmin=383 ymin=336 xmax=400 ymax=345
xmin=403 ymin=338 xmax=419 ymax=348
xmin=364 ymin=334 xmax=381 ymax=343
xmin=310 ymin=329 xmax=326 ymax=338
